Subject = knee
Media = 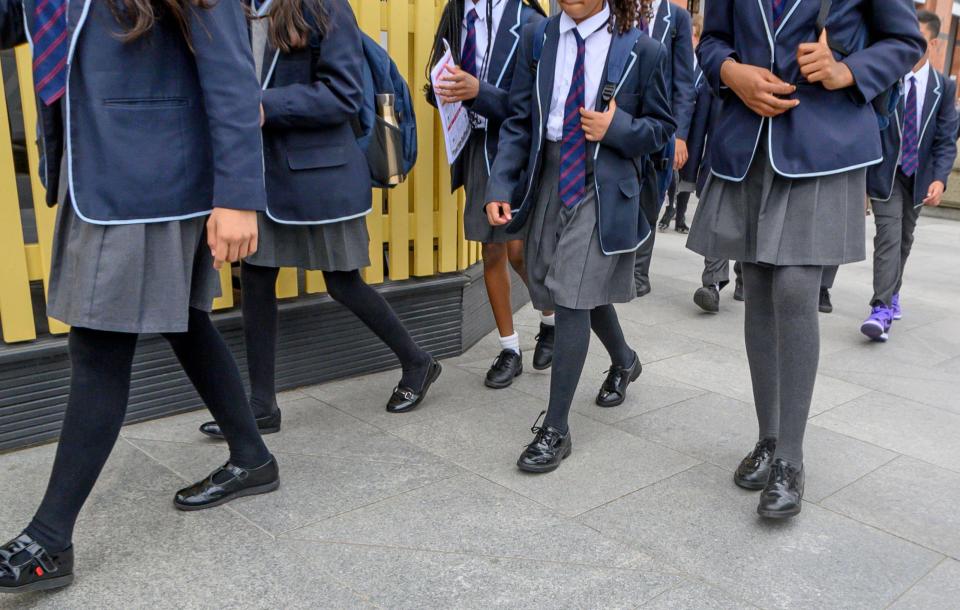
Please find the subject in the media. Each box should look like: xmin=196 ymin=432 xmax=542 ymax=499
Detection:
xmin=323 ymin=270 xmax=361 ymax=303
xmin=482 ymin=243 xmax=507 ymax=267
xmin=507 ymin=249 xmax=525 ymax=274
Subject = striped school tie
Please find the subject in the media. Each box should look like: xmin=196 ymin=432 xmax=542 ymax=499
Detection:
xmin=33 ymin=0 xmax=69 ymax=106
xmin=461 ymin=8 xmax=480 ymax=77
xmin=558 ymin=30 xmax=587 ymax=208
xmin=901 ymin=76 xmax=919 ymax=177
xmin=771 ymin=0 xmax=787 ymax=27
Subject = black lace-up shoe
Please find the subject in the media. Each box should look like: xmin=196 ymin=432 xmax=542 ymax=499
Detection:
xmin=517 ymin=412 xmax=572 ymax=473
xmin=734 ymin=438 xmax=777 ymax=490
xmin=532 ymin=323 xmax=555 ymax=370
xmin=757 ymin=459 xmax=805 ymax=519
xmin=694 ymin=285 xmax=721 ymax=313
xmin=174 ymin=458 xmax=279 ymax=511
xmin=0 ymin=534 xmax=74 ymax=593
xmin=596 ymin=352 xmax=642 ymax=408
xmin=485 ymin=350 xmax=523 ymax=389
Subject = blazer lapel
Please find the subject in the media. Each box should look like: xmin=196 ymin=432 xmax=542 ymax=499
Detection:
xmin=654 ymin=1 xmax=672 ymax=44
xmin=66 ymin=0 xmax=93 ymax=63
xmin=488 ymin=0 xmax=522 ymax=86
xmin=536 ymin=18 xmax=559 ymax=137
xmin=919 ymin=70 xmax=941 ymax=146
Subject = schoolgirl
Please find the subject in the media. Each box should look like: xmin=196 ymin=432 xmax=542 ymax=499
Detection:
xmin=688 ymin=0 xmax=924 ymax=517
xmin=486 ymin=0 xmax=675 ymax=472
xmin=427 ymin=0 xmax=548 ymax=389
xmin=0 ymin=0 xmax=278 ymax=592
xmin=196 ymin=0 xmax=441 ymax=440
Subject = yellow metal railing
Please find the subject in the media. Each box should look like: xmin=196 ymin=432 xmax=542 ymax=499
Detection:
xmin=0 ymin=0 xmax=494 ymax=344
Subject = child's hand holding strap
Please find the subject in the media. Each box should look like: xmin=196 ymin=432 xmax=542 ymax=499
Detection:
xmin=580 ymin=99 xmax=617 ymax=142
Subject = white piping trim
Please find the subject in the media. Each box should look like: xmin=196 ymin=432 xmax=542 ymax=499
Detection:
xmin=484 ymin=0 xmax=525 ymax=174
xmin=875 ymin=108 xmax=903 ymax=202
xmin=710 ymin=118 xmax=765 ymax=183
xmin=264 ymin=205 xmax=373 ymax=226
xmin=66 ymin=0 xmax=92 ymax=64
xmin=658 ymin=2 xmax=672 ymax=44
xmin=775 ymin=0 xmax=803 ymax=38
xmin=519 ymin=27 xmax=548 ymax=208
xmin=64 ymin=0 xmax=94 ymax=221
xmin=766 ymin=121 xmax=882 ymax=177
xmin=593 ymin=50 xmax=639 ymax=162
xmin=918 ymin=71 xmax=941 ymax=147
xmin=67 ymin=202 xmax=213 ymax=226
xmin=262 ymin=50 xmax=281 ymax=90
xmin=755 ymin=0 xmax=775 ymax=59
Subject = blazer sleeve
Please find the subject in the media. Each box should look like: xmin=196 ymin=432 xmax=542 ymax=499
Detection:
xmin=602 ymin=44 xmax=677 ymax=160
xmin=843 ymin=0 xmax=926 ymax=105
xmin=697 ymin=0 xmax=737 ymax=98
xmin=0 ymin=0 xmax=26 ymax=49
xmin=188 ymin=0 xmax=266 ymax=211
xmin=931 ymin=77 xmax=959 ymax=186
xmin=671 ymin=9 xmax=696 ymax=140
xmin=261 ymin=0 xmax=364 ymax=129
xmin=485 ymin=22 xmax=537 ymax=206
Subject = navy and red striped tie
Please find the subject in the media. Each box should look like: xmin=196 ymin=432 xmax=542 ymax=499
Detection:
xmin=771 ymin=0 xmax=787 ymax=28
xmin=558 ymin=30 xmax=587 ymax=208
xmin=33 ymin=0 xmax=68 ymax=106
xmin=461 ymin=8 xmax=480 ymax=77
xmin=901 ymin=76 xmax=919 ymax=177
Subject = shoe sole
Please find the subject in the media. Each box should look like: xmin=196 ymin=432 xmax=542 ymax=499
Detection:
xmin=860 ymin=320 xmax=889 ymax=342
xmin=733 ymin=475 xmax=767 ymax=491
xmin=757 ymin=504 xmax=802 ymax=519
xmin=516 ymin=442 xmax=573 ymax=474
xmin=693 ymin=289 xmax=720 ymax=313
xmin=819 ymin=305 xmax=833 ymax=314
xmin=173 ymin=479 xmax=280 ymax=512
xmin=596 ymin=360 xmax=643 ymax=408
xmin=532 ymin=358 xmax=553 ymax=371
xmin=485 ymin=366 xmax=523 ymax=389
xmin=893 ymin=313 xmax=903 ymax=320
xmin=387 ymin=362 xmax=443 ymax=414
xmin=0 ymin=574 xmax=74 ymax=594
xmin=200 ymin=425 xmax=281 ymax=441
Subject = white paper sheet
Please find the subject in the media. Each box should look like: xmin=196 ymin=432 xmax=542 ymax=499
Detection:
xmin=431 ymin=41 xmax=471 ymax=165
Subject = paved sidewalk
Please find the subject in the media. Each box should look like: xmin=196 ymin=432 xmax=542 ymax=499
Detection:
xmin=1 ymin=212 xmax=958 ymax=609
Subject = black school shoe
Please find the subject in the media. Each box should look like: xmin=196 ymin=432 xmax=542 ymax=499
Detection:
xmin=757 ymin=459 xmax=805 ymax=519
xmin=387 ymin=359 xmax=443 ymax=414
xmin=596 ymin=352 xmax=642 ymax=408
xmin=485 ymin=350 xmax=523 ymax=389
xmin=174 ymin=458 xmax=279 ymax=511
xmin=819 ymin=287 xmax=834 ymax=314
xmin=0 ymin=534 xmax=74 ymax=593
xmin=200 ymin=406 xmax=282 ymax=440
xmin=733 ymin=278 xmax=745 ymax=302
xmin=517 ymin=412 xmax=572 ymax=474
xmin=675 ymin=219 xmax=690 ymax=234
xmin=734 ymin=438 xmax=776 ymax=490
xmin=694 ymin=285 xmax=721 ymax=313
xmin=532 ymin=323 xmax=555 ymax=370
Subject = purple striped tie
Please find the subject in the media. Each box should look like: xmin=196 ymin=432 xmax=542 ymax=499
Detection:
xmin=558 ymin=30 xmax=587 ymax=208
xmin=771 ymin=0 xmax=787 ymax=27
xmin=901 ymin=76 xmax=919 ymax=177
xmin=461 ymin=8 xmax=480 ymax=77
xmin=33 ymin=0 xmax=68 ymax=106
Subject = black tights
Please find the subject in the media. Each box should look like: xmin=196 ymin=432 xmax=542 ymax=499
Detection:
xmin=542 ymin=305 xmax=634 ymax=433
xmin=25 ymin=309 xmax=271 ymax=552
xmin=241 ymin=263 xmax=431 ymax=417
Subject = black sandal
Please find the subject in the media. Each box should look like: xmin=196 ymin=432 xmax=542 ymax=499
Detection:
xmin=0 ymin=534 xmax=74 ymax=593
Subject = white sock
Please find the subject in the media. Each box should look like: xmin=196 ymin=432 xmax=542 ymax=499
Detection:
xmin=540 ymin=313 xmax=555 ymax=326
xmin=499 ymin=332 xmax=520 ymax=355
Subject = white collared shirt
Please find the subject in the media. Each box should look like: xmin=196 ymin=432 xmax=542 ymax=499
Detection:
xmin=545 ymin=4 xmax=613 ymax=142
xmin=461 ymin=0 xmax=507 ymax=81
xmin=648 ymin=0 xmax=663 ymax=38
xmin=904 ymin=60 xmax=930 ymax=139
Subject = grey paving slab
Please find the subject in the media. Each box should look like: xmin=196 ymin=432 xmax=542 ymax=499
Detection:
xmin=822 ymin=456 xmax=960 ymax=559
xmin=126 ymin=438 xmax=462 ymax=535
xmin=818 ymin=364 xmax=960 ymax=415
xmin=889 ymin=559 xmax=960 ymax=610
xmin=618 ymin=392 xmax=898 ymax=502
xmin=578 ymin=463 xmax=943 ymax=610
xmin=285 ymin=539 xmax=684 ymax=610
xmin=642 ymin=582 xmax=758 ymax=609
xmin=811 ymin=391 xmax=960 ymax=473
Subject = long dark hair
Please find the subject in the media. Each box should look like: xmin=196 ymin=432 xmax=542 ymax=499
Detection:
xmin=259 ymin=0 xmax=331 ymax=53
xmin=109 ymin=0 xmax=212 ymax=48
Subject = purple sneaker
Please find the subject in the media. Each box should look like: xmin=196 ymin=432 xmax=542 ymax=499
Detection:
xmin=891 ymin=294 xmax=902 ymax=321
xmin=860 ymin=305 xmax=893 ymax=342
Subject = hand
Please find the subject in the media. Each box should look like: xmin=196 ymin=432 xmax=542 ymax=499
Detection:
xmin=486 ymin=201 xmax=512 ymax=226
xmin=674 ymin=139 xmax=689 ymax=170
xmin=720 ymin=60 xmax=799 ymax=117
xmin=797 ymin=30 xmax=855 ymax=90
xmin=207 ymin=208 xmax=259 ymax=270
xmin=259 ymin=104 xmax=265 ymax=127
xmin=580 ymin=99 xmax=617 ymax=142
xmin=923 ymin=180 xmax=945 ymax=206
xmin=435 ymin=65 xmax=480 ymax=103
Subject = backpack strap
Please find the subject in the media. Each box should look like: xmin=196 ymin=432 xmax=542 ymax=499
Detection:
xmin=601 ymin=28 xmax=643 ymax=108
xmin=815 ymin=0 xmax=849 ymax=56
xmin=530 ymin=17 xmax=551 ymax=70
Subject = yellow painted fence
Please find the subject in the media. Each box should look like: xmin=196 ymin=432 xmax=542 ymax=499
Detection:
xmin=0 ymin=0 xmax=500 ymax=345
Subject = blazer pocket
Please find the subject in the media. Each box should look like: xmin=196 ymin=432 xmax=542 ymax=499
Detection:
xmin=287 ymin=145 xmax=347 ymax=170
xmin=618 ymin=177 xmax=640 ymax=199
xmin=102 ymin=97 xmax=189 ymax=109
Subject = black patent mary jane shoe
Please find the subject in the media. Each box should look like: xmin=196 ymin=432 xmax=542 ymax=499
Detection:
xmin=387 ymin=360 xmax=443 ymax=414
xmin=596 ymin=352 xmax=642 ymax=408
xmin=485 ymin=350 xmax=523 ymax=389
xmin=734 ymin=438 xmax=777 ymax=490
xmin=174 ymin=458 xmax=280 ymax=511
xmin=200 ymin=406 xmax=282 ymax=440
xmin=517 ymin=412 xmax=572 ymax=474
xmin=0 ymin=534 xmax=74 ymax=593
xmin=757 ymin=459 xmax=805 ymax=520
xmin=532 ymin=323 xmax=555 ymax=371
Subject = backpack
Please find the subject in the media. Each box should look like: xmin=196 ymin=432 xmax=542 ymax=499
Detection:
xmin=355 ymin=32 xmax=418 ymax=189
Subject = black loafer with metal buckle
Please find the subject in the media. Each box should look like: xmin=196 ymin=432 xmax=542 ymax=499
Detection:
xmin=0 ymin=534 xmax=74 ymax=593
xmin=386 ymin=360 xmax=443 ymax=414
xmin=174 ymin=458 xmax=280 ymax=511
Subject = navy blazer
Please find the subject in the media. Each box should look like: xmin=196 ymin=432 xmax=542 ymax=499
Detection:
xmin=867 ymin=70 xmax=959 ymax=207
xmin=259 ymin=0 xmax=370 ymax=224
xmin=0 ymin=0 xmax=266 ymax=223
xmin=486 ymin=18 xmax=676 ymax=255
xmin=452 ymin=0 xmax=544 ymax=191
xmin=678 ymin=66 xmax=721 ymax=195
xmin=698 ymin=0 xmax=925 ymax=181
xmin=652 ymin=1 xmax=695 ymax=140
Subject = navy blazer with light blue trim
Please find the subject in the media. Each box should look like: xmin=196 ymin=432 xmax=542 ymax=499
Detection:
xmin=652 ymin=1 xmax=695 ymax=140
xmin=0 ymin=0 xmax=266 ymax=223
xmin=485 ymin=18 xmax=676 ymax=255
xmin=867 ymin=71 xmax=959 ymax=207
xmin=259 ymin=0 xmax=371 ymax=224
xmin=698 ymin=0 xmax=925 ymax=181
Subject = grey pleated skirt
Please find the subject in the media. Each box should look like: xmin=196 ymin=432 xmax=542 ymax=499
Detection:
xmin=463 ymin=130 xmax=523 ymax=244
xmin=525 ymin=142 xmax=637 ymax=311
xmin=46 ymin=202 xmax=221 ymax=334
xmin=687 ymin=143 xmax=867 ymax=266
xmin=244 ymin=212 xmax=371 ymax=272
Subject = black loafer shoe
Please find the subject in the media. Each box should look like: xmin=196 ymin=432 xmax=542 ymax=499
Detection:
xmin=733 ymin=279 xmax=745 ymax=302
xmin=757 ymin=459 xmax=804 ymax=519
xmin=200 ymin=406 xmax=282 ymax=440
xmin=596 ymin=352 xmax=642 ymax=408
xmin=635 ymin=278 xmax=652 ymax=298
xmin=517 ymin=413 xmax=572 ymax=474
xmin=387 ymin=360 xmax=442 ymax=413
xmin=694 ymin=285 xmax=721 ymax=313
xmin=174 ymin=458 xmax=279 ymax=511
xmin=819 ymin=288 xmax=833 ymax=314
xmin=485 ymin=350 xmax=523 ymax=389
xmin=0 ymin=534 xmax=74 ymax=593
xmin=675 ymin=221 xmax=689 ymax=234
xmin=734 ymin=438 xmax=776 ymax=490
xmin=532 ymin=323 xmax=555 ymax=371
